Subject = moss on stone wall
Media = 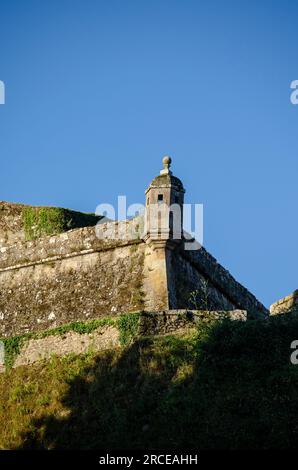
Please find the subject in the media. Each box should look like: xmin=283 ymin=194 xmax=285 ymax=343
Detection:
xmin=22 ymin=206 xmax=102 ymax=241
xmin=1 ymin=310 xmax=244 ymax=370
xmin=1 ymin=314 xmax=143 ymax=369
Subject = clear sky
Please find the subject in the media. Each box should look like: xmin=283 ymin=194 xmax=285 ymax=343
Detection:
xmin=0 ymin=0 xmax=297 ymax=307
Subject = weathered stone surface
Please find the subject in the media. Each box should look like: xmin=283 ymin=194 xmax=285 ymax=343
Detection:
xmin=0 ymin=231 xmax=145 ymax=337
xmin=0 ymin=219 xmax=267 ymax=338
xmin=138 ymin=309 xmax=247 ymax=336
xmin=270 ymin=290 xmax=298 ymax=315
xmin=1 ymin=309 xmax=247 ymax=372
xmin=167 ymin=242 xmax=268 ymax=319
xmin=142 ymin=244 xmax=169 ymax=311
xmin=0 ymin=201 xmax=102 ymax=249
xmin=0 ymin=222 xmax=137 ymax=271
xmin=14 ymin=325 xmax=120 ymax=368
xmin=0 ymin=157 xmax=269 ymax=338
xmin=0 ymin=202 xmax=25 ymax=248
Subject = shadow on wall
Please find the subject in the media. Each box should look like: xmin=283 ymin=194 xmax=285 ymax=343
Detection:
xmin=13 ymin=315 xmax=298 ymax=450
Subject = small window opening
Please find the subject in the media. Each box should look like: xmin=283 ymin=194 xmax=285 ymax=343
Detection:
xmin=158 ymin=194 xmax=164 ymax=204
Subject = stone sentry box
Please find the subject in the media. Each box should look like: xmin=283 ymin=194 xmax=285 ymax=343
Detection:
xmin=0 ymin=157 xmax=268 ymax=338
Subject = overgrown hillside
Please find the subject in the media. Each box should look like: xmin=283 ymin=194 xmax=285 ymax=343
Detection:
xmin=1 ymin=314 xmax=298 ymax=450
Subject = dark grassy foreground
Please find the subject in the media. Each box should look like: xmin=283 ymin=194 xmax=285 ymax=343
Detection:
xmin=1 ymin=314 xmax=298 ymax=450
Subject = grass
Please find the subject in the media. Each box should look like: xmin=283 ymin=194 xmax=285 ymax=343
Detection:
xmin=22 ymin=207 xmax=67 ymax=240
xmin=1 ymin=313 xmax=298 ymax=449
xmin=22 ymin=206 xmax=101 ymax=241
xmin=117 ymin=312 xmax=141 ymax=346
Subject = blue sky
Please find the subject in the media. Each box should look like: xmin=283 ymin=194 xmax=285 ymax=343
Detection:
xmin=0 ymin=0 xmax=297 ymax=307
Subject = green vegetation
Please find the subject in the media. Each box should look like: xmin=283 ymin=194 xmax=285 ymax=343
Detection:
xmin=189 ymin=280 xmax=211 ymax=310
xmin=39 ymin=318 xmax=116 ymax=337
xmin=1 ymin=313 xmax=298 ymax=449
xmin=22 ymin=206 xmax=101 ymax=241
xmin=22 ymin=207 xmax=67 ymax=240
xmin=1 ymin=314 xmax=143 ymax=369
xmin=2 ymin=335 xmax=27 ymax=369
xmin=117 ymin=312 xmax=141 ymax=346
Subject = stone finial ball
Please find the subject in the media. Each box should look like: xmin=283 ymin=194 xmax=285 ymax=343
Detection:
xmin=163 ymin=155 xmax=172 ymax=166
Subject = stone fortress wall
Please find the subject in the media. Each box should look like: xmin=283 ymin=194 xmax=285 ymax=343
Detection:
xmin=0 ymin=220 xmax=146 ymax=337
xmin=0 ymin=157 xmax=271 ymax=353
xmin=167 ymin=243 xmax=268 ymax=319
xmin=0 ymin=211 xmax=268 ymax=339
xmin=270 ymin=290 xmax=298 ymax=315
xmin=0 ymin=202 xmax=26 ymax=247
xmin=0 ymin=201 xmax=101 ymax=249
xmin=2 ymin=310 xmax=247 ymax=372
